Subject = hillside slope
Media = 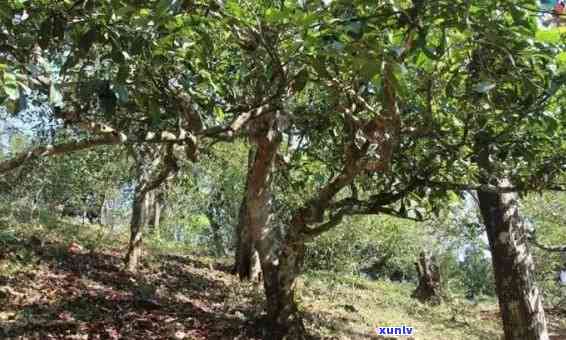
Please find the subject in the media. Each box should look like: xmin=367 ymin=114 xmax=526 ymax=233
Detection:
xmin=0 ymin=221 xmax=564 ymax=339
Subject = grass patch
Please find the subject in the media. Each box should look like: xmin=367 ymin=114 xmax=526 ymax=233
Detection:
xmin=301 ymin=271 xmax=502 ymax=339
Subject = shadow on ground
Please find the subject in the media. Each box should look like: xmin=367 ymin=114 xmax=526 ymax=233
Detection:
xmin=1 ymin=229 xmax=565 ymax=340
xmin=0 ymin=236 xmax=266 ymax=339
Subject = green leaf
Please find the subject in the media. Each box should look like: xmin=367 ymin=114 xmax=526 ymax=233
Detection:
xmin=115 ymin=85 xmax=128 ymax=105
xmin=61 ymin=54 xmax=77 ymax=73
xmin=356 ymin=56 xmax=381 ymax=81
xmin=148 ymin=99 xmax=160 ymax=125
xmin=0 ymin=4 xmax=12 ymax=21
xmin=225 ymin=0 xmax=243 ymax=17
xmin=53 ymin=15 xmax=66 ymax=40
xmin=100 ymin=89 xmax=117 ymax=116
xmin=265 ymin=8 xmax=283 ymax=23
xmin=157 ymin=0 xmax=174 ymax=16
xmin=49 ymin=82 xmax=63 ymax=107
xmin=293 ymin=68 xmax=309 ymax=92
xmin=4 ymin=83 xmax=18 ymax=100
xmin=79 ymin=28 xmax=98 ymax=54
xmin=3 ymin=72 xmax=19 ymax=100
xmin=473 ymin=81 xmax=496 ymax=93
xmin=39 ymin=18 xmax=53 ymax=49
xmin=116 ymin=64 xmax=130 ymax=83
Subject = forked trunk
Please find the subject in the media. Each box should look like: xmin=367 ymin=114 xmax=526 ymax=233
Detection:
xmin=245 ymin=113 xmax=306 ymax=338
xmin=478 ymin=179 xmax=549 ymax=340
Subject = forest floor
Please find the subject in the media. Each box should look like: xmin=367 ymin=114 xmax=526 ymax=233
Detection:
xmin=0 ymin=219 xmax=565 ymax=340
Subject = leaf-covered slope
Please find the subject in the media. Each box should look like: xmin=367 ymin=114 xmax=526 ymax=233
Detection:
xmin=0 ymin=222 xmax=564 ymax=340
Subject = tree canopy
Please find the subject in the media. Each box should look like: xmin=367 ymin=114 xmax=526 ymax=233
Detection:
xmin=1 ymin=1 xmax=565 ymax=339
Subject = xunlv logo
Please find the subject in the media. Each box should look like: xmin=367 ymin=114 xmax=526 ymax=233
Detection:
xmin=375 ymin=325 xmax=414 ymax=336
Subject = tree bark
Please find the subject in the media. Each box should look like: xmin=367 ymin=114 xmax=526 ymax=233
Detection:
xmin=234 ymin=197 xmax=261 ymax=281
xmin=260 ymin=229 xmax=306 ymax=340
xmin=244 ymin=113 xmax=307 ymax=339
xmin=205 ymin=190 xmax=227 ymax=256
xmin=249 ymin=247 xmax=262 ymax=282
xmin=243 ymin=88 xmax=400 ymax=337
xmin=153 ymin=193 xmax=162 ymax=229
xmin=234 ymin=149 xmax=262 ymax=282
xmin=234 ymin=196 xmax=249 ymax=276
xmin=207 ymin=209 xmax=226 ymax=256
xmin=124 ymin=145 xmax=178 ymax=272
xmin=412 ymin=251 xmax=442 ymax=304
xmin=145 ymin=190 xmax=155 ymax=231
xmin=125 ymin=185 xmax=147 ymax=272
xmin=100 ymin=194 xmax=108 ymax=226
xmin=146 ymin=190 xmax=163 ymax=235
xmin=478 ymin=179 xmax=549 ymax=340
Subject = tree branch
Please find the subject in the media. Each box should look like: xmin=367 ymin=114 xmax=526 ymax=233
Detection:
xmin=0 ymin=135 xmax=121 ymax=174
xmin=425 ymin=180 xmax=566 ymax=193
xmin=140 ymin=144 xmax=179 ymax=195
xmin=302 ymin=210 xmax=347 ymax=240
xmin=197 ymin=102 xmax=277 ymax=140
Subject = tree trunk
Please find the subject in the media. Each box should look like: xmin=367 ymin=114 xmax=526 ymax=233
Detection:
xmin=259 ymin=228 xmax=306 ymax=340
xmin=412 ymin=251 xmax=442 ymax=304
xmin=249 ymin=247 xmax=261 ymax=282
xmin=125 ymin=186 xmax=147 ymax=272
xmin=100 ymin=194 xmax=108 ymax=226
xmin=145 ymin=190 xmax=154 ymax=231
xmin=234 ymin=149 xmax=262 ymax=282
xmin=145 ymin=189 xmax=163 ymax=232
xmin=244 ymin=114 xmax=307 ymax=338
xmin=207 ymin=210 xmax=225 ymax=256
xmin=234 ymin=196 xmax=261 ymax=281
xmin=124 ymin=144 xmax=178 ymax=272
xmin=478 ymin=179 xmax=549 ymax=340
xmin=153 ymin=194 xmax=162 ymax=229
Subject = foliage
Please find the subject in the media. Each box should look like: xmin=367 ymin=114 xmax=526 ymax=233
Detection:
xmin=305 ymin=215 xmax=426 ymax=281
xmin=149 ymin=141 xmax=249 ymax=254
xmin=458 ymin=245 xmax=496 ymax=298
xmin=0 ymin=130 xmax=129 ymax=224
xmin=1 ymin=0 xmax=566 ymax=337
xmin=304 ymin=197 xmax=499 ymax=299
xmin=522 ymin=191 xmax=566 ymax=307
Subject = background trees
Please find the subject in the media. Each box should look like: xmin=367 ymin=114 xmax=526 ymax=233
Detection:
xmin=1 ymin=1 xmax=566 ymax=340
